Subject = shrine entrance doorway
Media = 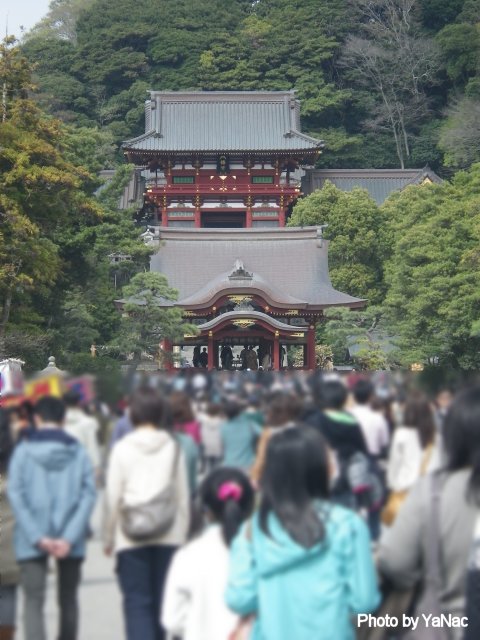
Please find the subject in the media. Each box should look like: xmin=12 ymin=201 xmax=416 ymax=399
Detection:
xmin=171 ymin=310 xmax=317 ymax=371
xmin=202 ymin=211 xmax=246 ymax=228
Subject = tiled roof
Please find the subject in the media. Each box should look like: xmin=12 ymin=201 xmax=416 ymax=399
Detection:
xmin=150 ymin=227 xmax=364 ymax=309
xmin=123 ymin=91 xmax=323 ymax=154
xmin=302 ymin=168 xmax=442 ymax=204
xmin=198 ymin=310 xmax=305 ymax=333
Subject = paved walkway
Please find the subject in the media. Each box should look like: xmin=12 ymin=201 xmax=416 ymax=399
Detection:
xmin=17 ymin=499 xmax=124 ymax=640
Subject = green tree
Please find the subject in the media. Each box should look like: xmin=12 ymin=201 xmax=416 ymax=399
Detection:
xmin=21 ymin=36 xmax=91 ymax=123
xmin=0 ymin=197 xmax=60 ymax=356
xmin=436 ymin=24 xmax=480 ymax=87
xmin=115 ymin=272 xmax=198 ymax=370
xmin=199 ymin=0 xmax=352 ymax=131
xmin=439 ymin=97 xmax=480 ymax=168
xmin=0 ymin=39 xmax=102 ymax=356
xmin=318 ymin=306 xmax=390 ymax=367
xmin=1 ymin=36 xmax=33 ymax=121
xmin=419 ymin=0 xmax=464 ymax=31
xmin=56 ymin=288 xmax=100 ymax=355
xmin=0 ymin=39 xmax=149 ymax=370
xmin=383 ymin=165 xmax=480 ymax=369
xmin=288 ymin=182 xmax=389 ymax=304
xmin=27 ymin=0 xmax=96 ymax=43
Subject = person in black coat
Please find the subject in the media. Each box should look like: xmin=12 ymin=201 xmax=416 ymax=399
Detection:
xmin=304 ymin=379 xmax=371 ymax=510
xmin=305 ymin=380 xmax=367 ymax=459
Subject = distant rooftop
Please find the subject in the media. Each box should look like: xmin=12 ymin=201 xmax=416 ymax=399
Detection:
xmin=302 ymin=168 xmax=442 ymax=204
xmin=123 ymin=91 xmax=323 ymax=157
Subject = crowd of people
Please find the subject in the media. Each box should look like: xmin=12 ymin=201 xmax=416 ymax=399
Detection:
xmin=1 ymin=371 xmax=479 ymax=640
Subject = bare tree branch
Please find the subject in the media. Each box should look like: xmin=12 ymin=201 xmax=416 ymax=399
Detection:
xmin=341 ymin=0 xmax=441 ymax=167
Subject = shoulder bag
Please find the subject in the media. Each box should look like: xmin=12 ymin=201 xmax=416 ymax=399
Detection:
xmin=120 ymin=440 xmax=181 ymax=542
xmin=381 ymin=443 xmax=434 ymax=527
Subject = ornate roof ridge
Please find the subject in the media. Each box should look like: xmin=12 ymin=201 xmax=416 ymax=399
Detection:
xmin=147 ymin=90 xmax=297 ymax=101
xmin=156 ymin=226 xmax=325 ymax=242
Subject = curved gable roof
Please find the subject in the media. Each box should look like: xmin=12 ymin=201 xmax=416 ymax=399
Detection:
xmin=197 ymin=310 xmax=306 ymax=333
xmin=150 ymin=227 xmax=364 ymax=310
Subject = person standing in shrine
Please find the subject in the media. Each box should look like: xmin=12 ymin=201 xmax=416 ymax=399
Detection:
xmin=240 ymin=345 xmax=249 ymax=370
xmin=199 ymin=348 xmax=208 ymax=369
xmin=192 ymin=346 xmax=201 ymax=368
xmin=246 ymin=346 xmax=258 ymax=371
xmin=220 ymin=345 xmax=233 ymax=370
xmin=261 ymin=350 xmax=272 ymax=370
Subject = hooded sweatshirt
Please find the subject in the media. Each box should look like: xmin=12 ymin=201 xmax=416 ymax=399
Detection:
xmin=8 ymin=429 xmax=96 ymax=561
xmin=64 ymin=407 xmax=101 ymax=471
xmin=104 ymin=428 xmax=190 ymax=553
xmin=226 ymin=503 xmax=380 ymax=640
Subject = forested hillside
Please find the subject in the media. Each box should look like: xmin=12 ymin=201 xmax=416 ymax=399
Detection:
xmin=22 ymin=0 xmax=480 ymax=172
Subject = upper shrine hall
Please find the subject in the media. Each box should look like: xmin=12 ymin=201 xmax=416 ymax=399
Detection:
xmin=123 ymin=91 xmax=323 ymax=229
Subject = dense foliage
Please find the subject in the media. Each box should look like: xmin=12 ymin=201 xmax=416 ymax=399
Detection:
xmin=0 ymin=38 xmax=152 ymax=370
xmin=115 ymin=272 xmax=198 ymax=368
xmin=383 ymin=164 xmax=480 ymax=369
xmin=288 ymin=183 xmax=389 ymax=305
xmin=20 ymin=0 xmax=480 ymax=171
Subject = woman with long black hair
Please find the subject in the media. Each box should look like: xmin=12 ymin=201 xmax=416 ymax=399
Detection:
xmin=226 ymin=426 xmax=380 ymax=640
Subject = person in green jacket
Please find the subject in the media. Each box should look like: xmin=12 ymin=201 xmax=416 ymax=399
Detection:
xmin=220 ymin=401 xmax=261 ymax=472
xmin=226 ymin=426 xmax=380 ymax=640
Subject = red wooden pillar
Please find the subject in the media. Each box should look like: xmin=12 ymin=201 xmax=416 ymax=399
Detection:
xmin=246 ymin=194 xmax=253 ymax=228
xmin=194 ymin=194 xmax=201 ymax=228
xmin=278 ymin=195 xmax=285 ymax=227
xmin=162 ymin=198 xmax=168 ymax=227
xmin=162 ymin=338 xmax=174 ymax=371
xmin=207 ymin=332 xmax=215 ymax=371
xmin=307 ymin=324 xmax=316 ymax=371
xmin=273 ymin=332 xmax=280 ymax=371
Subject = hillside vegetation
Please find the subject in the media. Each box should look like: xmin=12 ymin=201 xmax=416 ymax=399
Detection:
xmin=22 ymin=0 xmax=480 ymax=172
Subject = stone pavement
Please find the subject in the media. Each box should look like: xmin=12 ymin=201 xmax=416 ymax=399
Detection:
xmin=17 ymin=497 xmax=124 ymax=640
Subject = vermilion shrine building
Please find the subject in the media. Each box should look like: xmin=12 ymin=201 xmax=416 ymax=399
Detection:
xmin=122 ymin=91 xmax=364 ymax=370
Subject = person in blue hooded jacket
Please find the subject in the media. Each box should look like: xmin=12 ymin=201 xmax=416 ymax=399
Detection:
xmin=8 ymin=396 xmax=96 ymax=640
xmin=226 ymin=426 xmax=380 ymax=640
